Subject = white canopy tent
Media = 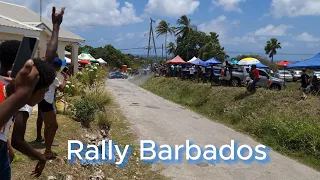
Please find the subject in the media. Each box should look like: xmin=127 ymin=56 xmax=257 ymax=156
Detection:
xmin=97 ymin=58 xmax=107 ymax=64
xmin=65 ymin=57 xmax=71 ymax=64
xmin=188 ymin=56 xmax=197 ymax=63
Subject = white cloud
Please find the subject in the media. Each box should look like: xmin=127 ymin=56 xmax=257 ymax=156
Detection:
xmin=212 ymin=0 xmax=246 ymax=12
xmin=114 ymin=33 xmax=135 ymax=42
xmin=198 ymin=15 xmax=239 ymax=40
xmin=145 ymin=0 xmax=200 ymax=17
xmin=198 ymin=15 xmax=255 ymax=45
xmin=282 ymin=42 xmax=294 ymax=47
xmin=6 ymin=0 xmax=143 ymax=28
xmin=228 ymin=35 xmax=257 ymax=45
xmin=296 ymin=32 xmax=320 ymax=42
xmin=307 ymin=43 xmax=320 ymax=48
xmin=254 ymin=24 xmax=293 ymax=36
xmin=271 ymin=0 xmax=320 ymax=18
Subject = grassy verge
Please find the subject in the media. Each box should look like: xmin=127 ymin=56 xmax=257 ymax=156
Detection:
xmin=11 ymin=100 xmax=167 ymax=180
xmin=11 ymin=67 xmax=168 ymax=179
xmin=141 ymin=77 xmax=320 ymax=171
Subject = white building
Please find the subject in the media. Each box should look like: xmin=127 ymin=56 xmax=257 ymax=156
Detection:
xmin=0 ymin=1 xmax=85 ymax=73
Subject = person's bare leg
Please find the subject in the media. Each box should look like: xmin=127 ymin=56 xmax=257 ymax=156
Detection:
xmin=36 ymin=110 xmax=44 ymax=141
xmin=42 ymin=111 xmax=58 ymax=158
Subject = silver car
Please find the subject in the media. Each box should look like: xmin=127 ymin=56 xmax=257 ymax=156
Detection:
xmin=291 ymin=70 xmax=302 ymax=81
xmin=275 ymin=70 xmax=293 ymax=82
xmin=313 ymin=71 xmax=320 ymax=80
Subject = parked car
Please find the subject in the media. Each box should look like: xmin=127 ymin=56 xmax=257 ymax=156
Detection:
xmin=274 ymin=70 xmax=293 ymax=82
xmin=109 ymin=72 xmax=128 ymax=79
xmin=312 ymin=71 xmax=320 ymax=80
xmin=291 ymin=70 xmax=302 ymax=81
xmin=226 ymin=67 xmax=285 ymax=90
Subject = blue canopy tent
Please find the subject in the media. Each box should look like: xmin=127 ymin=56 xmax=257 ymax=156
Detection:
xmin=205 ymin=57 xmax=222 ymax=65
xmin=286 ymin=53 xmax=320 ymax=69
xmin=199 ymin=61 xmax=210 ymax=67
xmin=230 ymin=59 xmax=239 ymax=65
xmin=255 ymin=62 xmax=269 ymax=69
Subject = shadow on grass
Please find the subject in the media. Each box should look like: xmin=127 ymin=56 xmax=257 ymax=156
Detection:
xmin=28 ymin=141 xmax=46 ymax=150
xmin=234 ymin=92 xmax=253 ymax=101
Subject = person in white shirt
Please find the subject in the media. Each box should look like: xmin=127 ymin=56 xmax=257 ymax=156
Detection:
xmin=38 ymin=57 xmax=68 ymax=160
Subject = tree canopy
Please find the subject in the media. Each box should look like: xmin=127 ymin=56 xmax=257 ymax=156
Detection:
xmin=67 ymin=44 xmax=134 ymax=68
xmin=264 ymin=38 xmax=281 ymax=63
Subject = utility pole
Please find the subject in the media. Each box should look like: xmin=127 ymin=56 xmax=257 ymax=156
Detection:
xmin=40 ymin=0 xmax=42 ymax=22
xmin=147 ymin=18 xmax=158 ymax=64
xmin=147 ymin=19 xmax=152 ymax=61
xmin=162 ymin=44 xmax=164 ymax=59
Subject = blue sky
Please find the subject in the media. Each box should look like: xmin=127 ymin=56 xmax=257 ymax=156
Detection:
xmin=6 ymin=0 xmax=320 ymax=62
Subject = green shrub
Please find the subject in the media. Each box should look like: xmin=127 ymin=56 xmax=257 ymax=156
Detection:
xmin=95 ymin=111 xmax=112 ymax=130
xmin=74 ymin=98 xmax=96 ymax=127
xmin=84 ymin=87 xmax=113 ymax=111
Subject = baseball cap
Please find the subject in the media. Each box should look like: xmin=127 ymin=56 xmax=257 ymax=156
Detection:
xmin=53 ymin=57 xmax=62 ymax=67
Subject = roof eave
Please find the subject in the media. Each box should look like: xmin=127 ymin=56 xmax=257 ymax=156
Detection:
xmin=59 ymin=37 xmax=85 ymax=43
xmin=0 ymin=26 xmax=40 ymax=37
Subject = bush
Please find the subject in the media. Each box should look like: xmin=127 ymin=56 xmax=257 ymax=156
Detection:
xmin=95 ymin=111 xmax=112 ymax=130
xmin=77 ymin=64 xmax=107 ymax=87
xmin=74 ymin=98 xmax=96 ymax=127
xmin=84 ymin=87 xmax=113 ymax=111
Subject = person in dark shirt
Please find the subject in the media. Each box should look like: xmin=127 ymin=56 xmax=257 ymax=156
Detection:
xmin=251 ymin=65 xmax=260 ymax=92
xmin=300 ymin=69 xmax=310 ymax=99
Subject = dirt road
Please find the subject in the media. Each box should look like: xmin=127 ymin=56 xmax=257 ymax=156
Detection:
xmin=107 ymin=79 xmax=320 ymax=180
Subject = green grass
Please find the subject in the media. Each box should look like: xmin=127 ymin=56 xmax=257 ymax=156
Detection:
xmin=141 ymin=77 xmax=320 ymax=171
xmin=11 ymin=96 xmax=167 ymax=180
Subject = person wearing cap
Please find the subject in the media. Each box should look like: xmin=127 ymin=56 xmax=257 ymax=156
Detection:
xmin=38 ymin=57 xmax=68 ymax=159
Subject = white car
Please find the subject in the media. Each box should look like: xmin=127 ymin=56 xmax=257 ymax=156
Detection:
xmin=275 ymin=70 xmax=294 ymax=82
xmin=312 ymin=71 xmax=320 ymax=80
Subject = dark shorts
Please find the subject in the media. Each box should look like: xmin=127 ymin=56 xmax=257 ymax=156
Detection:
xmin=38 ymin=99 xmax=54 ymax=112
xmin=0 ymin=140 xmax=11 ymax=180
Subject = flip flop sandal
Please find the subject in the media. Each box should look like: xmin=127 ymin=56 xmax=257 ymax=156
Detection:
xmin=35 ymin=137 xmax=45 ymax=143
xmin=51 ymin=141 xmax=59 ymax=146
xmin=46 ymin=152 xmax=58 ymax=160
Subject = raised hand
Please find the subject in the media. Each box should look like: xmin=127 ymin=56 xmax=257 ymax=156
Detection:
xmin=52 ymin=6 xmax=65 ymax=26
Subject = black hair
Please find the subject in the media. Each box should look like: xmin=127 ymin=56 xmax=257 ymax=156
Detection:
xmin=0 ymin=40 xmax=21 ymax=72
xmin=33 ymin=59 xmax=56 ymax=92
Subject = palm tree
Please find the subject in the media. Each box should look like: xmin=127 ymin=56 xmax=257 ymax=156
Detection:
xmin=264 ymin=38 xmax=281 ymax=62
xmin=167 ymin=42 xmax=176 ymax=56
xmin=175 ymin=15 xmax=197 ymax=38
xmin=156 ymin=20 xmax=174 ymax=60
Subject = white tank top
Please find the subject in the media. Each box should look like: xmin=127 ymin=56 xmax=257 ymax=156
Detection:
xmin=0 ymin=80 xmax=33 ymax=142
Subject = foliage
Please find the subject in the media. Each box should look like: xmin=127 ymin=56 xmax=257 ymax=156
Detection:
xmin=95 ymin=111 xmax=112 ymax=129
xmin=84 ymin=87 xmax=113 ymax=111
xmin=76 ymin=64 xmax=107 ymax=87
xmin=156 ymin=20 xmax=175 ymax=60
xmin=167 ymin=42 xmax=176 ymax=56
xmin=74 ymin=98 xmax=96 ymax=127
xmin=142 ymin=77 xmax=320 ymax=170
xmin=66 ymin=44 xmax=133 ymax=68
xmin=233 ymin=54 xmax=281 ymax=70
xmin=265 ymin=38 xmax=282 ymax=62
xmin=174 ymin=30 xmax=227 ymax=61
xmin=175 ymin=15 xmax=197 ymax=38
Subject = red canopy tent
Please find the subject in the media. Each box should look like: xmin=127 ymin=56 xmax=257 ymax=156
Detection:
xmin=166 ymin=55 xmax=188 ymax=64
xmin=277 ymin=60 xmax=291 ymax=66
xmin=78 ymin=60 xmax=91 ymax=64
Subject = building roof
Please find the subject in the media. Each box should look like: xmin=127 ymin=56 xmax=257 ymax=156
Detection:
xmin=0 ymin=1 xmax=85 ymax=43
xmin=0 ymin=15 xmax=41 ymax=31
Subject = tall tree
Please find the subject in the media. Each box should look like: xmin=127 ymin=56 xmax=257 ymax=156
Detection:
xmin=167 ymin=42 xmax=176 ymax=56
xmin=175 ymin=15 xmax=197 ymax=38
xmin=156 ymin=20 xmax=174 ymax=60
xmin=264 ymin=38 xmax=281 ymax=62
